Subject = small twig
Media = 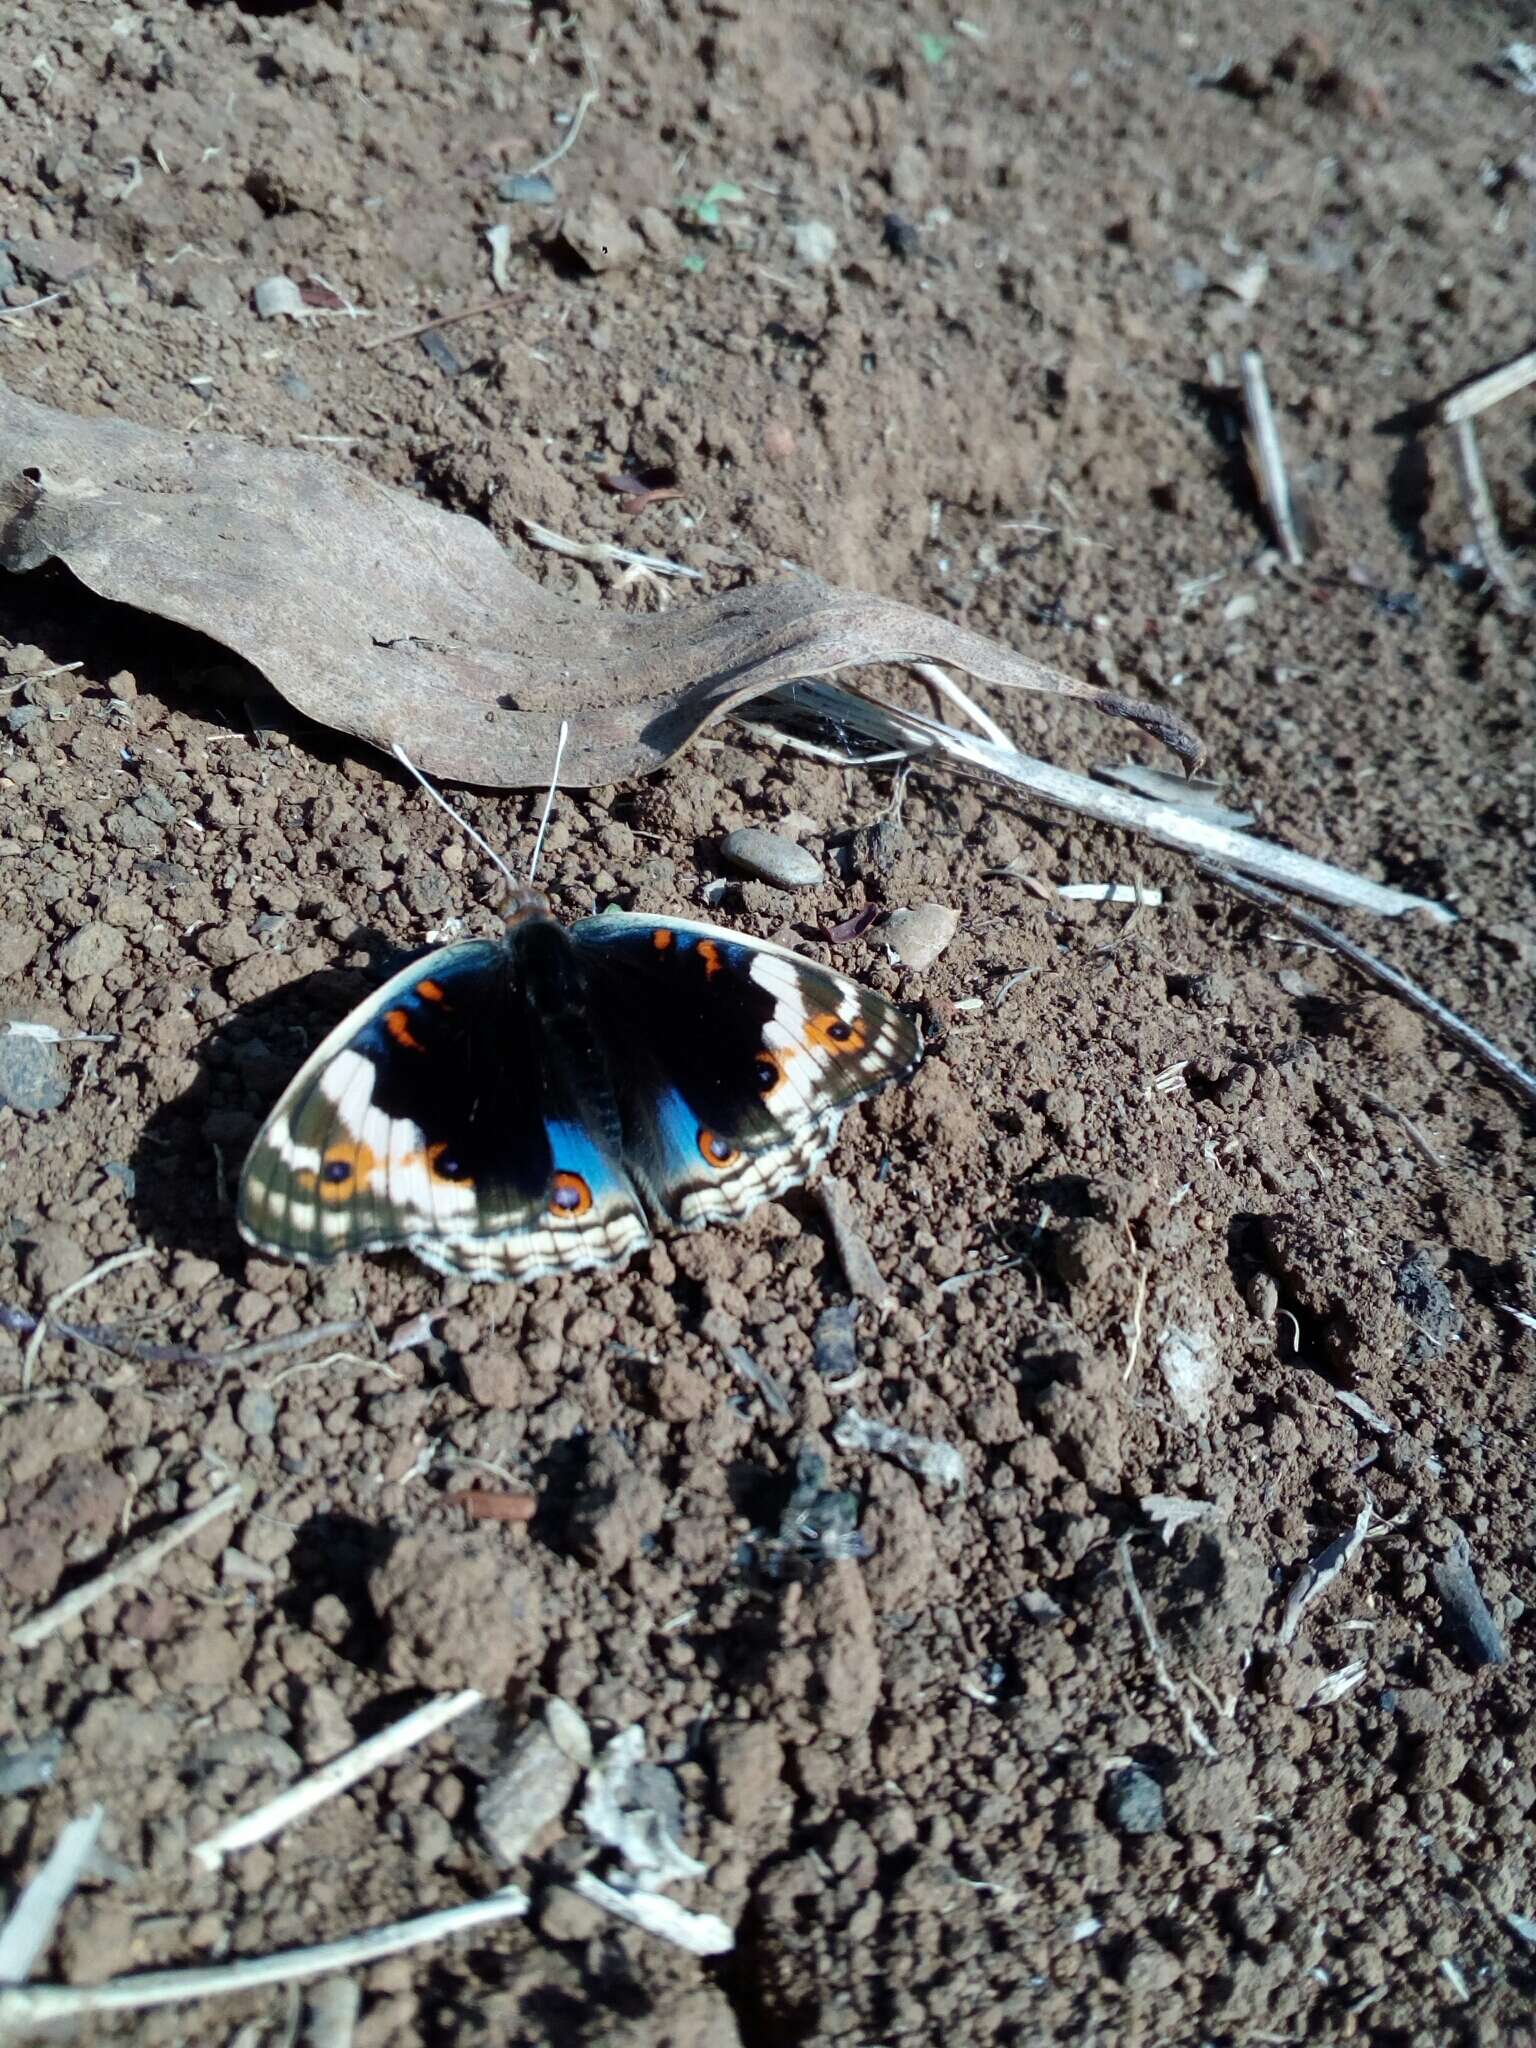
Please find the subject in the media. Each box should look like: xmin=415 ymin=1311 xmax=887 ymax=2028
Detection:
xmin=21 ymin=1244 xmax=155 ymax=1391
xmin=522 ymin=86 xmax=599 ymax=176
xmin=1239 ymin=350 xmax=1305 ymax=565
xmin=1202 ymin=862 xmax=1536 ymax=1112
xmin=0 ymin=1886 xmax=531 ymax=2024
xmin=1444 ymin=415 xmax=1532 ymax=615
xmin=360 ymin=295 xmax=512 ymax=354
xmin=0 ymin=1807 xmax=104 ymax=1981
xmin=12 ymin=1482 xmax=245 ymax=1650
xmin=192 ymin=1689 xmax=482 ymax=1869
xmin=0 ymin=288 xmax=71 ymax=322
xmin=1439 ymin=347 xmax=1536 ymax=425
xmin=816 ymin=1178 xmax=890 ymax=1304
xmin=1116 ymin=1535 xmax=1217 ymax=1758
xmin=214 ymin=1319 xmax=367 ymax=1372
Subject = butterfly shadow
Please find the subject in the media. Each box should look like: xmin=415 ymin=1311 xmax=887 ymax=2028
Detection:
xmin=129 ymin=927 xmax=426 ymax=1275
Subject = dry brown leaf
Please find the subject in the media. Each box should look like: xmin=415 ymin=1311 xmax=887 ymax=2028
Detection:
xmin=0 ymin=386 xmax=1197 ymax=789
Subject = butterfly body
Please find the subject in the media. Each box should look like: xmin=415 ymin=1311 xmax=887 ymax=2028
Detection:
xmin=238 ymin=897 xmax=921 ymax=1283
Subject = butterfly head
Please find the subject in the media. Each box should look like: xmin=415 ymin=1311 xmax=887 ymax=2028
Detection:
xmin=502 ymin=886 xmax=553 ymax=929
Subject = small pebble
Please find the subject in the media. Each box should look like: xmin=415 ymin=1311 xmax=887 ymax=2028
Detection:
xmin=0 ymin=1029 xmax=69 ymax=1115
xmin=1106 ymin=1765 xmax=1165 ymax=1835
xmin=883 ymin=213 xmax=920 ymax=257
xmin=882 ymin=903 xmax=958 ymax=970
xmin=719 ymin=828 xmax=823 ymax=890
xmin=235 ymin=1387 xmax=278 ymax=1439
xmin=812 ymin=1303 xmax=859 ymax=1379
xmin=105 ymin=669 xmax=138 ymax=702
xmin=791 ymin=220 xmax=838 ymax=268
xmin=496 ymin=173 xmax=557 ymax=204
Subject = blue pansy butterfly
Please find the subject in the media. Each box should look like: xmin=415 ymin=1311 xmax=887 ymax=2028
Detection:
xmin=237 ymin=893 xmax=922 ymax=1283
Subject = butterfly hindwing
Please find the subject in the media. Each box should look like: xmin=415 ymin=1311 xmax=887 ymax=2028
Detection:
xmin=569 ymin=911 xmax=922 ymax=1229
xmin=237 ymin=934 xmax=650 ymax=1282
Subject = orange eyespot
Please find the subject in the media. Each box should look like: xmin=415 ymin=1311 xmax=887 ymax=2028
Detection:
xmin=318 ymin=1140 xmax=379 ymax=1201
xmin=652 ymin=928 xmax=673 ymax=950
xmin=697 ymin=1128 xmax=739 ymax=1168
xmin=754 ymin=1050 xmax=785 ymax=1094
xmin=416 ymin=979 xmax=446 ymax=1003
xmin=697 ymin=939 xmax=723 ymax=979
xmin=807 ymin=1011 xmax=866 ymax=1053
xmin=385 ymin=1007 xmax=424 ymax=1051
xmin=549 ymin=1171 xmax=593 ymax=1217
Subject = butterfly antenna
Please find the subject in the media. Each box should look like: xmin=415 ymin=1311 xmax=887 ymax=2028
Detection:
xmin=526 ymin=719 xmax=570 ymax=886
xmin=391 ymin=743 xmax=522 ymax=899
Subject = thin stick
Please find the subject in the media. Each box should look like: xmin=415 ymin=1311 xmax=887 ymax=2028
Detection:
xmin=0 ymin=288 xmax=71 ymax=322
xmin=909 ymin=662 xmax=1012 ymax=748
xmin=1116 ymin=1536 xmax=1217 ymax=1758
xmin=526 ymin=719 xmax=570 ymax=884
xmin=1239 ymin=349 xmax=1305 ymax=565
xmin=523 ymin=87 xmax=599 ymax=176
xmin=192 ymin=1688 xmax=482 ymax=1869
xmin=392 ymin=744 xmax=522 ymax=899
xmin=519 ymin=516 xmax=704 ymax=581
xmin=1445 ymin=415 xmax=1532 ymax=615
xmin=215 ymin=1319 xmax=366 ymax=1371
xmin=21 ymin=1244 xmax=155 ymax=1391
xmin=0 ymin=1886 xmax=531 ymax=2024
xmin=11 ymin=1482 xmax=245 ymax=1650
xmin=1439 ymin=347 xmax=1536 ymax=425
xmin=0 ymin=1807 xmax=104 ymax=1981
xmin=816 ymin=1178 xmax=890 ymax=1304
xmin=360 ymin=295 xmax=510 ymax=354
xmin=1122 ymin=1264 xmax=1149 ymax=1384
xmin=1201 ymin=861 xmax=1536 ymax=1112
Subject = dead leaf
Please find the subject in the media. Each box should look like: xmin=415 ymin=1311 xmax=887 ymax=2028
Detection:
xmin=0 ymin=386 xmax=1197 ymax=789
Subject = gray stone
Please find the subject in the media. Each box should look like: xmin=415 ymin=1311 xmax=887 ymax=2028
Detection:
xmin=496 ymin=173 xmax=556 ymax=204
xmin=0 ymin=1029 xmax=69 ymax=1114
xmin=235 ymin=1388 xmax=278 ymax=1439
xmin=882 ymin=903 xmax=958 ymax=969
xmin=719 ymin=827 xmax=823 ymax=889
xmin=1106 ymin=1764 xmax=1165 ymax=1835
xmin=56 ymin=923 xmax=127 ymax=982
xmin=791 ymin=220 xmax=838 ymax=267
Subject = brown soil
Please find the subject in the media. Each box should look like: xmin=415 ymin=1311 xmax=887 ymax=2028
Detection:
xmin=2 ymin=2 xmax=1534 ymax=2044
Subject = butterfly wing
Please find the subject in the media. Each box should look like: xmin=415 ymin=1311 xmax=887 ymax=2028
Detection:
xmin=237 ymin=933 xmax=651 ymax=1282
xmin=569 ymin=911 xmax=921 ymax=1229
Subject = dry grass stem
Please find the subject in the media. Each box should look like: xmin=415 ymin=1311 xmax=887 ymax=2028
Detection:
xmin=758 ymin=682 xmax=1454 ymax=922
xmin=0 ymin=1887 xmax=531 ymax=2024
xmin=523 ymin=87 xmax=599 ymax=176
xmin=1239 ymin=350 xmax=1306 ymax=565
xmin=816 ymin=1178 xmax=890 ymax=1304
xmin=193 ymin=1690 xmax=484 ymax=1869
xmin=1202 ymin=861 xmax=1536 ymax=1112
xmin=360 ymin=295 xmax=512 ymax=353
xmin=908 ymin=662 xmax=1013 ymax=747
xmin=518 ymin=517 xmax=703 ymax=580
xmin=1439 ymin=347 xmax=1536 ymax=424
xmin=1116 ymin=1536 xmax=1217 ymax=1758
xmin=0 ymin=1807 xmax=104 ymax=1982
xmin=11 ymin=1482 xmax=246 ymax=1650
xmin=1444 ymin=415 xmax=1532 ymax=614
xmin=21 ymin=1243 xmax=155 ymax=1390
